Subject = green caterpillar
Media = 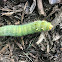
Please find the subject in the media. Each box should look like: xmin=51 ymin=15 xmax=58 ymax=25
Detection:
xmin=0 ymin=20 xmax=53 ymax=36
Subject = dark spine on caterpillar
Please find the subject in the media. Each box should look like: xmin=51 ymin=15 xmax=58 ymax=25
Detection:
xmin=0 ymin=21 xmax=53 ymax=36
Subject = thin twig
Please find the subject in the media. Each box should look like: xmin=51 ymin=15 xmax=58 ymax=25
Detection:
xmin=23 ymin=52 xmax=33 ymax=62
xmin=0 ymin=44 xmax=9 ymax=53
xmin=21 ymin=1 xmax=28 ymax=23
xmin=0 ymin=8 xmax=13 ymax=11
xmin=36 ymin=32 xmax=45 ymax=45
xmin=37 ymin=0 xmax=46 ymax=16
xmin=14 ymin=40 xmax=23 ymax=50
xmin=29 ymin=0 xmax=36 ymax=13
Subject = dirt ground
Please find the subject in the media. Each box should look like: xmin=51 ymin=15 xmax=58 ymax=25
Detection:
xmin=0 ymin=0 xmax=62 ymax=62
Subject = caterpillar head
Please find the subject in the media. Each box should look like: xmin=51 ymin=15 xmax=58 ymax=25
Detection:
xmin=41 ymin=20 xmax=53 ymax=31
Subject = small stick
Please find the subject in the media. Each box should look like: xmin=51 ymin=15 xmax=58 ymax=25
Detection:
xmin=0 ymin=44 xmax=9 ymax=53
xmin=8 ymin=42 xmax=14 ymax=57
xmin=1 ymin=9 xmax=23 ymax=16
xmin=0 ymin=8 xmax=13 ymax=11
xmin=14 ymin=40 xmax=23 ymax=50
xmin=29 ymin=0 xmax=36 ymax=13
xmin=21 ymin=1 xmax=28 ymax=23
xmin=1 ymin=12 xmax=14 ymax=16
xmin=47 ymin=42 xmax=50 ymax=53
xmin=37 ymin=0 xmax=46 ymax=16
xmin=36 ymin=32 xmax=45 ymax=45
